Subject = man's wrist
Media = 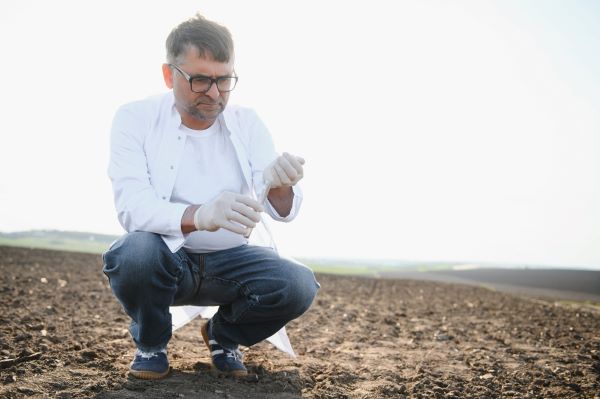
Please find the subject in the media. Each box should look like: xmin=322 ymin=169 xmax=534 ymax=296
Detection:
xmin=181 ymin=204 xmax=201 ymax=234
xmin=267 ymin=186 xmax=294 ymax=217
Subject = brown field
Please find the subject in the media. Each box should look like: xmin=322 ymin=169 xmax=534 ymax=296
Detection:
xmin=0 ymin=245 xmax=599 ymax=398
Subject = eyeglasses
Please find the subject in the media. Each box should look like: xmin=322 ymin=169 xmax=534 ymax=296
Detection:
xmin=169 ymin=64 xmax=238 ymax=93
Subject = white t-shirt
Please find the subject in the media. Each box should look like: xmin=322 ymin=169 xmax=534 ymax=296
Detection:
xmin=171 ymin=120 xmax=247 ymax=253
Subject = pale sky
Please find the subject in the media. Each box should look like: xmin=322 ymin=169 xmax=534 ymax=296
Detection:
xmin=1 ymin=1 xmax=599 ymax=268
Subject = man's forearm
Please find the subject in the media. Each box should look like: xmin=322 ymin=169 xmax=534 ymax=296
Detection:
xmin=267 ymin=186 xmax=294 ymax=217
xmin=181 ymin=204 xmax=201 ymax=234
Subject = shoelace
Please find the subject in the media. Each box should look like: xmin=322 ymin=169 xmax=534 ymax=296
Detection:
xmin=224 ymin=348 xmax=244 ymax=361
xmin=209 ymin=335 xmax=244 ymax=362
xmin=136 ymin=349 xmax=167 ymax=360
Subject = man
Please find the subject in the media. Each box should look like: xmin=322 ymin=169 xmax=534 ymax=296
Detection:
xmin=102 ymin=14 xmax=319 ymax=380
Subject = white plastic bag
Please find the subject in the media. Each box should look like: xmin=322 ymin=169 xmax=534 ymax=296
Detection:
xmin=169 ymin=216 xmax=296 ymax=357
xmin=170 ymin=305 xmax=296 ymax=357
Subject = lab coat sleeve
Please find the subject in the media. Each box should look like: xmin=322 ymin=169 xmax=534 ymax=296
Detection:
xmin=108 ymin=105 xmax=188 ymax=238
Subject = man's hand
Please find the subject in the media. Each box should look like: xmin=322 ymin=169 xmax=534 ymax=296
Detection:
xmin=194 ymin=192 xmax=264 ymax=235
xmin=263 ymin=152 xmax=305 ymax=188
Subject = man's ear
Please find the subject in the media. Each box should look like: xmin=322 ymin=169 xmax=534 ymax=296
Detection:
xmin=162 ymin=63 xmax=174 ymax=89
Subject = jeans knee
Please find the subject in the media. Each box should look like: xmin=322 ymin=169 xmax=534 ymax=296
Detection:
xmin=284 ymin=262 xmax=319 ymax=317
xmin=102 ymin=231 xmax=172 ymax=291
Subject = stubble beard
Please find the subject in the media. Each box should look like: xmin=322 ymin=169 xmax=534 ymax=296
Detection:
xmin=186 ymin=99 xmax=225 ymax=122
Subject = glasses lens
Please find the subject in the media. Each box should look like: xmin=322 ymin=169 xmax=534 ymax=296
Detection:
xmin=216 ymin=77 xmax=237 ymax=92
xmin=190 ymin=77 xmax=212 ymax=93
xmin=189 ymin=76 xmax=237 ymax=93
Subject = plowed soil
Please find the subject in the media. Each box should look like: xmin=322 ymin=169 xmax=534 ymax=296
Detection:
xmin=0 ymin=245 xmax=598 ymax=398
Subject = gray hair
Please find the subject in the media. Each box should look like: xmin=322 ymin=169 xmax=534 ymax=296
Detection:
xmin=166 ymin=13 xmax=234 ymax=65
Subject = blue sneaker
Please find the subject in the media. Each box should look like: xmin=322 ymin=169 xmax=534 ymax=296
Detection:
xmin=129 ymin=349 xmax=170 ymax=380
xmin=201 ymin=320 xmax=247 ymax=378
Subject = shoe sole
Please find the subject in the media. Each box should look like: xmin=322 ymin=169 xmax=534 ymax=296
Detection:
xmin=128 ymin=367 xmax=171 ymax=380
xmin=201 ymin=322 xmax=248 ymax=378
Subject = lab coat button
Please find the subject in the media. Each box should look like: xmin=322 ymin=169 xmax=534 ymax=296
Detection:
xmin=162 ymin=196 xmax=167 ymax=200
xmin=170 ymin=165 xmax=174 ymax=170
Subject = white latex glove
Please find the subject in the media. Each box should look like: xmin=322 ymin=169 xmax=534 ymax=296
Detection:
xmin=263 ymin=152 xmax=305 ymax=189
xmin=194 ymin=192 xmax=264 ymax=235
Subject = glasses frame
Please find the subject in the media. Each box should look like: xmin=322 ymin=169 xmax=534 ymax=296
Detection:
xmin=169 ymin=64 xmax=238 ymax=93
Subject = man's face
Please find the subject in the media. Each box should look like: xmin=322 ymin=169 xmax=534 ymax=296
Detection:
xmin=164 ymin=47 xmax=235 ymax=129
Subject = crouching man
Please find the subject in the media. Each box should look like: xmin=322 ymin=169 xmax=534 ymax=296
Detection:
xmin=102 ymin=13 xmax=319 ymax=380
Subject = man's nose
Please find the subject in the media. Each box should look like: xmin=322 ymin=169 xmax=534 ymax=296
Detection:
xmin=205 ymin=82 xmax=220 ymax=100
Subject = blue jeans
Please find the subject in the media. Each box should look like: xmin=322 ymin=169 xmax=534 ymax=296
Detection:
xmin=102 ymin=231 xmax=320 ymax=352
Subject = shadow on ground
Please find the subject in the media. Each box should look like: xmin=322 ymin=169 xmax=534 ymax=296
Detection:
xmin=97 ymin=363 xmax=303 ymax=398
